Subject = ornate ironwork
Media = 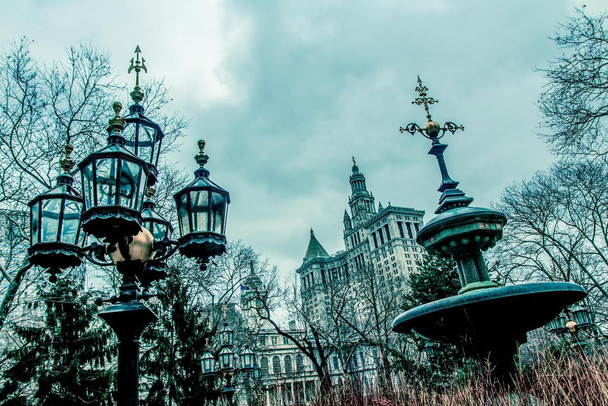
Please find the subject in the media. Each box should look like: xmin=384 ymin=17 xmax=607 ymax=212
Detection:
xmin=398 ymin=76 xmax=471 ymax=214
xmin=412 ymin=75 xmax=438 ymax=122
xmin=128 ymin=45 xmax=147 ymax=103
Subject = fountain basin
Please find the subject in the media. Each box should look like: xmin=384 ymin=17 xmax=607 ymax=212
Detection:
xmin=393 ymin=282 xmax=586 ymax=343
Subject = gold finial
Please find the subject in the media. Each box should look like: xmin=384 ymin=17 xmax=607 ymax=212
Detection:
xmin=412 ymin=75 xmax=438 ymax=122
xmin=195 ymin=139 xmax=209 ymax=167
xmin=108 ymin=102 xmax=125 ymax=132
xmin=128 ymin=45 xmax=147 ymax=104
xmin=60 ymin=143 xmax=74 ymax=173
xmin=222 ymin=302 xmax=228 ymax=320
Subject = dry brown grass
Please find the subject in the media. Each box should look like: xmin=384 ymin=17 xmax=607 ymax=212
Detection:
xmin=311 ymin=349 xmax=608 ymax=406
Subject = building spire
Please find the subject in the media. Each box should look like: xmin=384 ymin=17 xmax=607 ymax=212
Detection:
xmin=348 ymin=158 xmax=376 ymax=225
xmin=304 ymin=228 xmax=329 ymax=260
xmin=343 ymin=209 xmax=352 ymax=231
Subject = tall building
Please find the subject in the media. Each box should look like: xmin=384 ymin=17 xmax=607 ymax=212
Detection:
xmin=237 ymin=160 xmax=426 ymax=404
xmin=297 ymin=158 xmax=425 ymax=332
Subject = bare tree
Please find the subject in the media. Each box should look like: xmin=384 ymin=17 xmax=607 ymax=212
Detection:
xmin=495 ymin=160 xmax=608 ymax=322
xmin=0 ymin=39 xmax=187 ymax=331
xmin=247 ymin=270 xmax=336 ymax=394
xmin=538 ymin=8 xmax=608 ymax=157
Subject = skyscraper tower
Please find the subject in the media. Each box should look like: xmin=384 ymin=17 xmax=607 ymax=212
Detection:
xmin=348 ymin=157 xmax=376 ymax=227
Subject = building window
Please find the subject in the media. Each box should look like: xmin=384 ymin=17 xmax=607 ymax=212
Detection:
xmin=384 ymin=224 xmax=391 ymax=240
xmin=397 ymin=222 xmax=405 ymax=238
xmin=284 ymin=355 xmax=293 ymax=375
xmin=372 ymin=233 xmax=378 ymax=249
xmin=259 ymin=336 xmax=266 ymax=346
xmin=283 ymin=336 xmax=289 ymax=345
xmin=261 ymin=357 xmax=269 ymax=377
xmin=406 ymin=223 xmax=413 ymax=239
xmin=379 ymin=231 xmax=385 ymax=245
xmin=296 ymin=354 xmax=304 ymax=372
xmin=333 ymin=355 xmax=340 ymax=371
xmin=414 ymin=223 xmax=420 ymax=233
xmin=272 ymin=336 xmax=278 ymax=345
xmin=272 ymin=356 xmax=281 ymax=375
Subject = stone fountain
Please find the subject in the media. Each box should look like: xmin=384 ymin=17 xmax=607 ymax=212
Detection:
xmin=392 ymin=77 xmax=586 ymax=377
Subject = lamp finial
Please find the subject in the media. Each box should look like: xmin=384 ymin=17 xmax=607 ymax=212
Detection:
xmin=59 ymin=143 xmax=74 ymax=173
xmin=108 ymin=102 xmax=125 ymax=132
xmin=222 ymin=302 xmax=228 ymax=321
xmin=128 ymin=45 xmax=147 ymax=103
xmin=195 ymin=139 xmax=209 ymax=167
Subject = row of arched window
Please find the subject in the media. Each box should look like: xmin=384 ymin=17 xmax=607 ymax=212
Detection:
xmin=260 ymin=354 xmax=305 ymax=377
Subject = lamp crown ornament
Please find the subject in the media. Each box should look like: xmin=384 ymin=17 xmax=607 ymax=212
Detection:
xmin=59 ymin=143 xmax=74 ymax=173
xmin=108 ymin=102 xmax=126 ymax=133
xmin=196 ymin=139 xmax=209 ymax=167
xmin=128 ymin=45 xmax=147 ymax=104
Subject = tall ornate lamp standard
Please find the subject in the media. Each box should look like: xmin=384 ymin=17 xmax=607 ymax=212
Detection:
xmin=201 ymin=304 xmax=258 ymax=405
xmin=27 ymin=47 xmax=230 ymax=406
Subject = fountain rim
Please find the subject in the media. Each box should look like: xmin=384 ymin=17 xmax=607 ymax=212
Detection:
xmin=392 ymin=281 xmax=586 ymax=334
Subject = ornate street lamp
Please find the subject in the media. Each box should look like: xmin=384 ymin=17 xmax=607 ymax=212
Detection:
xmin=27 ymin=47 xmax=230 ymax=406
xmin=546 ymin=312 xmax=568 ymax=334
xmin=122 ymin=45 xmax=164 ymax=185
xmin=174 ymin=140 xmax=230 ymax=263
xmin=78 ymin=102 xmax=149 ymax=241
xmin=28 ymin=144 xmax=84 ymax=282
xmin=201 ymin=305 xmax=257 ymax=406
xmin=571 ymin=304 xmax=593 ymax=328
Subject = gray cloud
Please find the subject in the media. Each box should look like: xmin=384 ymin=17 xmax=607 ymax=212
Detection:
xmin=0 ymin=0 xmax=593 ymax=279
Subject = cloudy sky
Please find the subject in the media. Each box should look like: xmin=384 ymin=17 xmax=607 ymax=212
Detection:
xmin=0 ymin=0 xmax=602 ymax=281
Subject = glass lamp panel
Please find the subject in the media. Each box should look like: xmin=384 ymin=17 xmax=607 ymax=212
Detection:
xmin=210 ymin=192 xmax=226 ymax=234
xmin=221 ymin=329 xmax=234 ymax=346
xmin=240 ymin=351 xmax=254 ymax=369
xmin=31 ymin=202 xmax=39 ymax=244
xmin=138 ymin=126 xmax=155 ymax=165
xmin=220 ymin=349 xmax=234 ymax=370
xmin=81 ymin=163 xmax=95 ymax=209
xmin=40 ymin=198 xmax=61 ymax=242
xmin=191 ymin=190 xmax=209 ymax=233
xmin=573 ymin=308 xmax=592 ymax=325
xmin=118 ymin=160 xmax=142 ymax=209
xmin=152 ymin=222 xmax=170 ymax=240
xmin=202 ymin=352 xmax=215 ymax=374
xmin=177 ymin=194 xmax=190 ymax=236
xmin=546 ymin=317 xmax=560 ymax=331
xmin=95 ymin=158 xmax=118 ymax=206
xmin=62 ymin=199 xmax=82 ymax=245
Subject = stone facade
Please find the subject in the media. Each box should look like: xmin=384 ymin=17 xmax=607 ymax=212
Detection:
xmin=297 ymin=160 xmax=425 ymax=327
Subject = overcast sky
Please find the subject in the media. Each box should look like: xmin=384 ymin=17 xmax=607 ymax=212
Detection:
xmin=0 ymin=0 xmax=603 ymax=281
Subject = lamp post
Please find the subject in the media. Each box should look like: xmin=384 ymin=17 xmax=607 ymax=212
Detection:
xmin=27 ymin=47 xmax=230 ymax=406
xmin=201 ymin=305 xmax=257 ymax=406
xmin=546 ymin=304 xmax=595 ymax=346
